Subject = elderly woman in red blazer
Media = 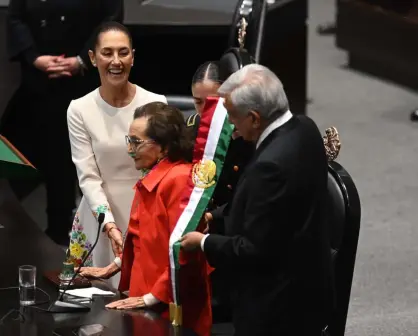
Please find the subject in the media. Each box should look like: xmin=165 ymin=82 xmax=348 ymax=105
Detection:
xmin=82 ymin=102 xmax=212 ymax=336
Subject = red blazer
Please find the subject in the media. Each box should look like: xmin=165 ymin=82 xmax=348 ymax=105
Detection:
xmin=119 ymin=159 xmax=212 ymax=336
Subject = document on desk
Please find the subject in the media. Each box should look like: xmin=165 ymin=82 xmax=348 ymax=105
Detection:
xmin=59 ymin=287 xmax=115 ymax=299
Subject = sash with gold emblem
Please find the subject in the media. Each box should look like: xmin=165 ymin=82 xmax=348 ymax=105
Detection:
xmin=168 ymin=96 xmax=233 ymax=326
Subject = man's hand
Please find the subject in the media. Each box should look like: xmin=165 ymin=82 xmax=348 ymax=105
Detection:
xmin=33 ymin=55 xmax=63 ymax=73
xmin=78 ymin=262 xmax=119 ymax=279
xmin=104 ymin=222 xmax=124 ymax=257
xmin=105 ymin=297 xmax=145 ymax=310
xmin=47 ymin=56 xmax=80 ymax=78
xmin=179 ymin=232 xmax=204 ymax=251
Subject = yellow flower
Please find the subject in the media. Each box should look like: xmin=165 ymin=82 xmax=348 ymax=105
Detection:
xmin=70 ymin=242 xmax=84 ymax=259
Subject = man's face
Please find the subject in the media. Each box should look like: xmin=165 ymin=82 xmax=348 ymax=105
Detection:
xmin=223 ymin=95 xmax=260 ymax=142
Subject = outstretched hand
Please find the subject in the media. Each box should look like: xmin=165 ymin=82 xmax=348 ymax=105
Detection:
xmin=77 ymin=262 xmax=119 ymax=279
xmin=106 ymin=297 xmax=145 ymax=310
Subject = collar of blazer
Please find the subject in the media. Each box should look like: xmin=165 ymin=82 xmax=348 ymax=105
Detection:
xmin=139 ymin=159 xmax=182 ymax=192
xmin=256 ymin=110 xmax=293 ymax=149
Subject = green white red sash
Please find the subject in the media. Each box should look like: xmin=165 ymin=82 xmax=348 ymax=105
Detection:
xmin=168 ymin=96 xmax=233 ymax=325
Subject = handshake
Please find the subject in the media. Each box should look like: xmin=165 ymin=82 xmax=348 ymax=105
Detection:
xmin=33 ymin=55 xmax=82 ymax=78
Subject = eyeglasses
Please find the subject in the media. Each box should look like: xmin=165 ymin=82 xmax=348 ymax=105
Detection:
xmin=125 ymin=135 xmax=154 ymax=150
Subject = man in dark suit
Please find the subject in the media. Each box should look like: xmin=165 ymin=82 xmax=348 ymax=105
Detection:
xmin=181 ymin=64 xmax=333 ymax=336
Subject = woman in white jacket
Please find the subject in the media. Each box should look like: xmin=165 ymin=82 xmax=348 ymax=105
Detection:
xmin=67 ymin=21 xmax=166 ymax=287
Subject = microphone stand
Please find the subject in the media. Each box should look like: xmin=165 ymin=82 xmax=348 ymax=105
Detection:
xmin=46 ymin=213 xmax=105 ymax=313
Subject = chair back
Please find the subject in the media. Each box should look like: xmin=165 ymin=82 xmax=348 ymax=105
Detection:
xmin=165 ymin=95 xmax=195 ymax=120
xmin=323 ymin=128 xmax=361 ymax=336
xmin=219 ymin=47 xmax=254 ymax=77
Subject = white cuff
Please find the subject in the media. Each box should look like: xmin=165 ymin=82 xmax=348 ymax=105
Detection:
xmin=113 ymin=257 xmax=121 ymax=268
xmin=143 ymin=293 xmax=160 ymax=307
xmin=201 ymin=234 xmax=209 ymax=251
xmin=103 ymin=211 xmax=115 ymax=226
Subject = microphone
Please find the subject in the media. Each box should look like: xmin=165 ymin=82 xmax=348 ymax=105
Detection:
xmin=46 ymin=212 xmax=106 ymax=313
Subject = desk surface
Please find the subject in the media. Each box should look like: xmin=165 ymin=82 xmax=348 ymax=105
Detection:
xmin=0 ymin=180 xmax=195 ymax=335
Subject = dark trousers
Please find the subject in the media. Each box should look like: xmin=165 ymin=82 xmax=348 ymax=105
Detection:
xmin=0 ymin=76 xmax=92 ymax=244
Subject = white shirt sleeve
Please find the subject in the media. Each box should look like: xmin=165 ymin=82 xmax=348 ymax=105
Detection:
xmin=201 ymin=234 xmax=209 ymax=251
xmin=143 ymin=293 xmax=160 ymax=306
xmin=67 ymin=101 xmax=115 ymax=226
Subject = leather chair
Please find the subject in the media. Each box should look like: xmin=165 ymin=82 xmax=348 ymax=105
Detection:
xmin=219 ymin=47 xmax=254 ymax=77
xmin=322 ymin=128 xmax=361 ymax=336
xmin=165 ymin=95 xmax=195 ymax=120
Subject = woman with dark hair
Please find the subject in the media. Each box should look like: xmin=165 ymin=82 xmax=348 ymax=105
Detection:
xmin=188 ymin=61 xmax=254 ymax=226
xmin=66 ymin=22 xmax=166 ymax=288
xmin=81 ymin=102 xmax=212 ymax=336
xmin=187 ymin=61 xmax=254 ymax=321
xmin=0 ymin=0 xmax=123 ymax=246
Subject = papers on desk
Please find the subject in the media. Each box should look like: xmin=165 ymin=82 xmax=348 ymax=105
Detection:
xmin=59 ymin=287 xmax=115 ymax=299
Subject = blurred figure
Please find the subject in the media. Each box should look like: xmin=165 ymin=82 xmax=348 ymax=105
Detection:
xmin=67 ymin=22 xmax=166 ymax=288
xmin=410 ymin=108 xmax=418 ymax=121
xmin=0 ymin=0 xmax=123 ymax=245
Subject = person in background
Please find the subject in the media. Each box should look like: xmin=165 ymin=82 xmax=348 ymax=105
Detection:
xmin=181 ymin=64 xmax=333 ymax=336
xmin=187 ymin=61 xmax=254 ymax=321
xmin=67 ymin=22 xmax=166 ymax=288
xmin=188 ymin=61 xmax=254 ymax=229
xmin=81 ymin=102 xmax=212 ymax=336
xmin=0 ymin=0 xmax=123 ymax=245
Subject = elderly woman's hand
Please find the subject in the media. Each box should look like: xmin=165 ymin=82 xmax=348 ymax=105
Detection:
xmin=105 ymin=297 xmax=146 ymax=310
xmin=77 ymin=262 xmax=119 ymax=279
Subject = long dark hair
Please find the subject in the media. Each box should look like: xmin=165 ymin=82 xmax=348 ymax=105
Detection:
xmin=192 ymin=61 xmax=226 ymax=85
xmin=133 ymin=102 xmax=194 ymax=163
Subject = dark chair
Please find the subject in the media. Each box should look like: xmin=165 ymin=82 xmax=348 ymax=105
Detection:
xmin=322 ymin=128 xmax=361 ymax=336
xmin=219 ymin=47 xmax=254 ymax=76
xmin=166 ymin=95 xmax=195 ymax=120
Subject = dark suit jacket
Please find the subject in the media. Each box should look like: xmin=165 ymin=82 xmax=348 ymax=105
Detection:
xmin=7 ymin=0 xmax=123 ymax=92
xmin=203 ymin=115 xmax=333 ymax=336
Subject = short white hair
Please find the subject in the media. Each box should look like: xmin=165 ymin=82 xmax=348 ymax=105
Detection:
xmin=218 ymin=64 xmax=289 ymax=121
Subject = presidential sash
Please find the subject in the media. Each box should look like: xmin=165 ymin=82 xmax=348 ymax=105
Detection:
xmin=168 ymin=96 xmax=233 ymax=326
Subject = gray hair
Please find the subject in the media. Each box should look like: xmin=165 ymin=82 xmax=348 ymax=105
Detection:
xmin=217 ymin=64 xmax=289 ymax=121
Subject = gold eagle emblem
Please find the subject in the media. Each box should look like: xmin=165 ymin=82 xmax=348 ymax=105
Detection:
xmin=323 ymin=126 xmax=341 ymax=162
xmin=192 ymin=159 xmax=217 ymax=188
